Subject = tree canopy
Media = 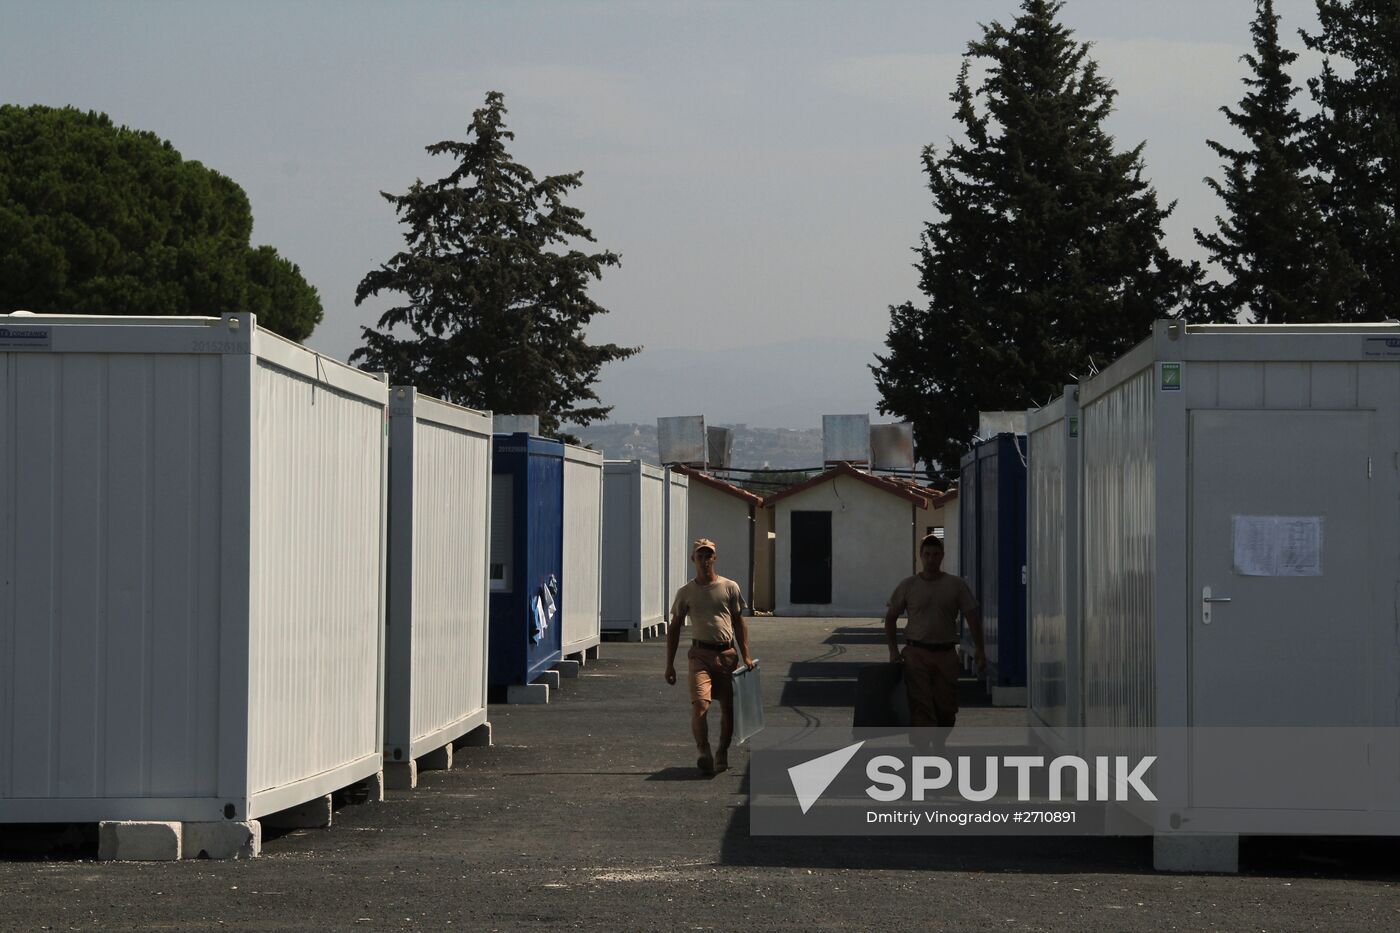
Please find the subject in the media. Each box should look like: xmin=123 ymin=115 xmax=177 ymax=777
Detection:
xmin=0 ymin=105 xmax=321 ymax=340
xmin=1302 ymin=0 xmax=1400 ymax=321
xmin=352 ymin=91 xmax=636 ymax=436
xmin=872 ymin=0 xmax=1211 ymax=473
xmin=1196 ymin=0 xmax=1359 ymax=323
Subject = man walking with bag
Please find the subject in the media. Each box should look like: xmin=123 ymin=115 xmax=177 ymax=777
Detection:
xmin=665 ymin=538 xmax=756 ymax=775
xmin=884 ymin=533 xmax=985 ymax=730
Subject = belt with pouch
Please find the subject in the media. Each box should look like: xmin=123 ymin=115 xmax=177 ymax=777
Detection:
xmin=692 ymin=639 xmax=734 ymax=651
xmin=906 ymin=639 xmax=956 ymax=652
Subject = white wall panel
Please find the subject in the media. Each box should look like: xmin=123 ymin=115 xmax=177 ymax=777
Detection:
xmin=0 ymin=313 xmax=387 ymax=825
xmin=601 ymin=461 xmax=666 ymax=634
xmin=562 ymin=445 xmax=603 ymax=654
xmin=384 ymin=392 xmax=491 ymax=763
xmin=2 ymin=351 xmax=224 ymax=806
xmin=664 ymin=471 xmax=690 ymax=605
xmin=1081 ymin=367 xmax=1155 ymax=732
xmin=1028 ymin=403 xmax=1068 ymax=731
xmin=248 ymin=361 xmax=384 ymax=798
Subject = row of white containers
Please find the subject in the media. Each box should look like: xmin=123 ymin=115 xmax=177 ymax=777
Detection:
xmin=599 ymin=461 xmax=690 ymax=640
xmin=0 ymin=313 xmax=604 ymax=826
xmin=1028 ymin=320 xmax=1400 ymax=835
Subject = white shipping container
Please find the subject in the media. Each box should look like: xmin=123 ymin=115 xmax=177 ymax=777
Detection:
xmin=1074 ymin=320 xmax=1400 ymax=844
xmin=0 ymin=313 xmax=387 ymax=824
xmin=1026 ymin=386 xmax=1081 ymax=739
xmin=384 ymin=389 xmax=492 ymax=768
xmin=663 ymin=468 xmax=691 ymax=607
xmin=562 ymin=444 xmax=604 ymax=657
xmin=601 ymin=460 xmax=666 ymax=639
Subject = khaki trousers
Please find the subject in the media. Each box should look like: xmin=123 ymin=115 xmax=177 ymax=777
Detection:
xmin=902 ymin=643 xmax=960 ymax=728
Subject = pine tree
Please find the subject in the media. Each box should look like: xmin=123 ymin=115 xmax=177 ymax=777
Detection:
xmin=1195 ymin=0 xmax=1358 ymax=322
xmin=0 ymin=105 xmax=322 ymax=340
xmin=1302 ymin=0 xmax=1400 ymax=320
xmin=872 ymin=0 xmax=1206 ymax=473
xmin=352 ymin=92 xmax=637 ymax=435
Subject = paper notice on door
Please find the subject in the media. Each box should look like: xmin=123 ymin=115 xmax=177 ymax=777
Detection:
xmin=1232 ymin=516 xmax=1323 ymax=576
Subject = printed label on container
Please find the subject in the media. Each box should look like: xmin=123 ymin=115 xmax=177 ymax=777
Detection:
xmin=1362 ymin=337 xmax=1400 ymax=358
xmin=1159 ymin=362 xmax=1182 ymax=391
xmin=0 ymin=325 xmax=51 ymax=349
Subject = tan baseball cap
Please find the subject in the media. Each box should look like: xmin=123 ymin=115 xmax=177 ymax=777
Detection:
xmin=692 ymin=538 xmax=717 ymax=556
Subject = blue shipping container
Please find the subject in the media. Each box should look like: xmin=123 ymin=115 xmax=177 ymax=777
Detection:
xmin=489 ymin=434 xmax=565 ymax=686
xmin=958 ymin=434 xmax=1028 ymax=697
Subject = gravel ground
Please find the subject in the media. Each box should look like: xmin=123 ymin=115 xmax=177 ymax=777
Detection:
xmin=2 ymin=616 xmax=1398 ymax=931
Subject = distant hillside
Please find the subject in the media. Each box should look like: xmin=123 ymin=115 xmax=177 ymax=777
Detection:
xmin=583 ymin=337 xmax=884 ymax=429
xmin=570 ymin=422 xmax=824 ymax=471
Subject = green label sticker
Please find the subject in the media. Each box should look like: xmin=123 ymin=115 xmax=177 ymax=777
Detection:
xmin=1068 ymin=416 xmax=1079 ymax=437
xmin=1160 ymin=362 xmax=1182 ymax=391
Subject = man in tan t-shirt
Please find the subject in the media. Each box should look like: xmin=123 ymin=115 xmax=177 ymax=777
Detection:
xmin=884 ymin=533 xmax=985 ymax=729
xmin=665 ymin=537 xmax=756 ymax=775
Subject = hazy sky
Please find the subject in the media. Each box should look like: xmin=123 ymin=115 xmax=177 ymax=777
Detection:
xmin=2 ymin=1 xmax=1326 ymax=426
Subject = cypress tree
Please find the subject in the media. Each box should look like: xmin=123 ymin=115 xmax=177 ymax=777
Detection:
xmin=1196 ymin=0 xmax=1358 ymax=322
xmin=873 ymin=0 xmax=1206 ymax=473
xmin=1302 ymin=0 xmax=1400 ymax=321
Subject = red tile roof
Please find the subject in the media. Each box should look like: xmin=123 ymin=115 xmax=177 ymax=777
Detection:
xmin=761 ymin=461 xmax=952 ymax=509
xmin=670 ymin=464 xmax=765 ymax=506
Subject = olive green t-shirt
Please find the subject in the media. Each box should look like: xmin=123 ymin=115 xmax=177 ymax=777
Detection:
xmin=670 ymin=576 xmax=743 ymax=644
xmin=886 ymin=572 xmax=977 ymax=644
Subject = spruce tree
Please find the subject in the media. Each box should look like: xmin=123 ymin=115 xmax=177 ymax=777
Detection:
xmin=873 ymin=0 xmax=1206 ymax=473
xmin=1302 ymin=0 xmax=1400 ymax=321
xmin=353 ymin=92 xmax=637 ymax=435
xmin=1196 ymin=0 xmax=1358 ymax=322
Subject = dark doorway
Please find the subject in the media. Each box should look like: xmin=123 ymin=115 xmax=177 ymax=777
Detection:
xmin=789 ymin=510 xmax=832 ymax=604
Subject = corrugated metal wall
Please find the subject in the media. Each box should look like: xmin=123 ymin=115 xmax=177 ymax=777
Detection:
xmin=562 ymin=449 xmax=603 ymax=653
xmin=640 ymin=467 xmax=666 ymax=624
xmin=1029 ymin=412 xmax=1068 ymax=729
xmin=1081 ymin=368 xmax=1156 ymax=730
xmin=1 ymin=352 xmax=225 ymax=803
xmin=601 ymin=466 xmax=637 ymax=627
xmin=248 ymin=361 xmax=383 ymax=796
xmin=409 ymin=415 xmax=490 ymax=745
xmin=664 ymin=472 xmax=690 ymax=605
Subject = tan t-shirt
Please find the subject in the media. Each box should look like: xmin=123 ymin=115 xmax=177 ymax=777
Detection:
xmin=886 ymin=572 xmax=977 ymax=644
xmin=670 ymin=576 xmax=743 ymax=644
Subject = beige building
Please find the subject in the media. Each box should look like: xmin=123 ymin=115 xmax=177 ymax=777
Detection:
xmin=673 ymin=466 xmax=769 ymax=611
xmin=765 ymin=463 xmax=951 ymax=616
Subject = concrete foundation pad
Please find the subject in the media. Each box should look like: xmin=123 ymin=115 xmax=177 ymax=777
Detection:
xmin=553 ymin=659 xmax=581 ymax=679
xmin=98 ymin=821 xmax=181 ymax=861
xmin=420 ymin=743 xmax=453 ymax=772
xmin=385 ymin=759 xmax=418 ymax=790
xmin=534 ymin=670 xmax=562 ymax=689
xmin=507 ymin=682 xmax=550 ymax=704
xmin=456 ymin=722 xmax=493 ymax=748
xmin=345 ymin=770 xmax=385 ymax=804
xmin=991 ymin=686 xmax=1028 ymax=707
xmin=1154 ymin=834 xmax=1240 ymax=873
xmin=183 ymin=821 xmax=261 ymax=860
xmin=263 ymin=794 xmax=332 ymax=830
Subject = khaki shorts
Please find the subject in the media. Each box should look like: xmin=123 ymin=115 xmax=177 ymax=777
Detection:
xmin=687 ymin=644 xmax=739 ymax=709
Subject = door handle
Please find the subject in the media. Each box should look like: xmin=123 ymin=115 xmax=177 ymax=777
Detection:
xmin=1202 ymin=586 xmax=1231 ymax=625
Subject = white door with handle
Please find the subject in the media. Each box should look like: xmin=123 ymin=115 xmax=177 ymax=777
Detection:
xmin=1188 ymin=409 xmax=1372 ymax=810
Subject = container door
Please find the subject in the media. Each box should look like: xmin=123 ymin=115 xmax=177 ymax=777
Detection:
xmin=789 ymin=510 xmax=832 ymax=604
xmin=1188 ymin=409 xmax=1371 ymax=811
